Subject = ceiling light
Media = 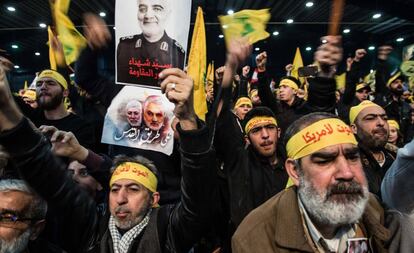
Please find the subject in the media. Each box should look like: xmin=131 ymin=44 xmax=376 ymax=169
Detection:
xmin=227 ymin=10 xmax=234 ymax=15
xmin=113 ymin=26 xmax=116 ymax=30
xmin=272 ymin=31 xmax=279 ymax=36
xmin=368 ymin=46 xmax=375 ymax=51
xmin=372 ymin=13 xmax=381 ymax=19
xmin=286 ymin=19 xmax=294 ymax=24
xmin=39 ymin=23 xmax=46 ymax=28
xmin=11 ymin=44 xmax=18 ymax=49
xmin=99 ymin=12 xmax=106 ymax=17
xmin=14 ymin=65 xmax=20 ymax=69
xmin=305 ymin=2 xmax=314 ymax=7
xmin=219 ymin=34 xmax=224 ymax=39
xmin=7 ymin=6 xmax=16 ymax=12
xmin=343 ymin=28 xmax=350 ymax=34
xmin=396 ymin=37 xmax=404 ymax=42
xmin=35 ymin=52 xmax=40 ymax=56
xmin=222 ymin=25 xmax=228 ymax=29
xmin=322 ymin=39 xmax=327 ymax=43
xmin=305 ymin=47 xmax=312 ymax=51
xmin=255 ymin=47 xmax=260 ymax=51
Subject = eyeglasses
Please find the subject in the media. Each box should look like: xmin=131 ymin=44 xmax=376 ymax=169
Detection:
xmin=0 ymin=212 xmax=36 ymax=225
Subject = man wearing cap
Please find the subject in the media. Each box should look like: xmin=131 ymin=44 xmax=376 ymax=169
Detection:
xmin=349 ymin=100 xmax=396 ymax=198
xmin=233 ymin=112 xmax=399 ymax=253
xmin=233 ymin=96 xmax=252 ymax=121
xmin=0 ymin=63 xmax=215 ymax=252
xmin=374 ymin=46 xmax=412 ymax=143
xmin=15 ymin=69 xmax=95 ymax=149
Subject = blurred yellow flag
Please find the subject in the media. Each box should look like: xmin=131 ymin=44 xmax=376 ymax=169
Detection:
xmin=48 ymin=26 xmax=58 ymax=70
xmin=335 ymin=72 xmax=346 ymax=90
xmin=187 ymin=7 xmax=208 ymax=121
xmin=219 ymin=9 xmax=270 ymax=45
xmin=291 ymin=47 xmax=305 ymax=85
xmin=51 ymin=0 xmax=86 ymax=66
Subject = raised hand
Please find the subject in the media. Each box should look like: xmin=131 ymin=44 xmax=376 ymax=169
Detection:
xmin=40 ymin=125 xmax=88 ymax=161
xmin=83 ymin=13 xmax=112 ymax=50
xmin=314 ymin=35 xmax=343 ymax=77
xmin=159 ymin=68 xmax=196 ymax=130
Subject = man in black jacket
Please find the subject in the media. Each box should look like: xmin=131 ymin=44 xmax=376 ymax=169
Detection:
xmin=0 ymin=60 xmax=215 ymax=253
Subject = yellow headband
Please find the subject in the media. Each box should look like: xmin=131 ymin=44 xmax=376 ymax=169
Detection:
xmin=234 ymin=97 xmax=252 ymax=109
xmin=109 ymin=162 xmax=158 ymax=192
xmin=22 ymin=90 xmax=36 ymax=100
xmin=245 ymin=116 xmax=277 ymax=134
xmin=38 ymin=70 xmax=68 ymax=90
xmin=286 ymin=118 xmax=357 ymax=159
xmin=249 ymin=89 xmax=258 ymax=98
xmin=356 ymin=83 xmax=369 ymax=91
xmin=349 ymin=100 xmax=382 ymax=124
xmin=387 ymin=120 xmax=400 ymax=130
xmin=387 ymin=72 xmax=401 ymax=87
xmin=279 ymin=79 xmax=299 ymax=91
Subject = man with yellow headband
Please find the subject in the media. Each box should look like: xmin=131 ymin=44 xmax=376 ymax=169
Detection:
xmin=233 ymin=96 xmax=252 ymax=121
xmin=233 ymin=113 xmax=401 ymax=253
xmin=349 ymin=100 xmax=396 ymax=198
xmin=372 ymin=46 xmax=411 ymax=143
xmin=13 ymin=68 xmax=95 ymax=149
xmin=0 ymin=63 xmax=215 ymax=252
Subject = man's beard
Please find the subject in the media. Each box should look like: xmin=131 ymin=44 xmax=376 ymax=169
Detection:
xmin=0 ymin=228 xmax=31 ymax=253
xmin=298 ymin=174 xmax=369 ymax=226
xmin=37 ymin=92 xmax=63 ymax=110
xmin=357 ymin=127 xmax=388 ymax=151
xmin=113 ymin=200 xmax=152 ymax=230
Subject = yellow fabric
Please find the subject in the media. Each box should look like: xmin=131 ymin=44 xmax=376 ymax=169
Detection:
xmin=219 ymin=9 xmax=270 ymax=45
xmin=335 ymin=72 xmax=346 ymax=90
xmin=187 ymin=7 xmax=208 ymax=121
xmin=22 ymin=90 xmax=36 ymax=101
xmin=48 ymin=26 xmax=58 ymax=70
xmin=206 ymin=61 xmax=215 ymax=91
xmin=349 ymin=100 xmax=382 ymax=124
xmin=388 ymin=120 xmax=400 ymax=130
xmin=51 ymin=0 xmax=87 ymax=66
xmin=291 ymin=47 xmax=305 ymax=86
xmin=110 ymin=162 xmax=158 ymax=193
xmin=387 ymin=72 xmax=401 ymax=87
xmin=234 ymin=97 xmax=252 ymax=109
xmin=356 ymin=83 xmax=369 ymax=91
xmin=249 ymin=89 xmax=258 ymax=99
xmin=286 ymin=118 xmax=357 ymax=159
xmin=285 ymin=178 xmax=294 ymax=189
xmin=245 ymin=116 xmax=277 ymax=134
xmin=279 ymin=79 xmax=299 ymax=91
xmin=23 ymin=80 xmax=28 ymax=90
xmin=38 ymin=69 xmax=68 ymax=90
xmin=401 ymin=61 xmax=414 ymax=77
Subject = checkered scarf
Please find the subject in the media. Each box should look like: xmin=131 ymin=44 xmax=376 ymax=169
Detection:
xmin=109 ymin=209 xmax=152 ymax=253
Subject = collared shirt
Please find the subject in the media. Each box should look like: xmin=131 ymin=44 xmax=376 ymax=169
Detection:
xmin=298 ymin=197 xmax=357 ymax=253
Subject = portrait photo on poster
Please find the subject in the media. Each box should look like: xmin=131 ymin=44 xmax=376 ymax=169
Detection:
xmin=101 ymin=86 xmax=175 ymax=155
xmin=115 ymin=0 xmax=191 ymax=88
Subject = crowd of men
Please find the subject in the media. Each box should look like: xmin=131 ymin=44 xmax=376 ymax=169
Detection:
xmin=0 ymin=8 xmax=414 ymax=253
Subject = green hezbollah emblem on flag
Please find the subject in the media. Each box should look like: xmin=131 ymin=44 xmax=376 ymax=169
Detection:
xmin=219 ymin=9 xmax=270 ymax=45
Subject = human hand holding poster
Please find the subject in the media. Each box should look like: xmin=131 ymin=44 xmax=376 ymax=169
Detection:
xmin=102 ymin=86 xmax=175 ymax=155
xmin=115 ymin=0 xmax=191 ymax=88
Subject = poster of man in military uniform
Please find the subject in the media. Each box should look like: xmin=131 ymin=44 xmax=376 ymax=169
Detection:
xmin=115 ymin=0 xmax=191 ymax=88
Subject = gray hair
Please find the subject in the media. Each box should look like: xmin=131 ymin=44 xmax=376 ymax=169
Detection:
xmin=0 ymin=179 xmax=48 ymax=220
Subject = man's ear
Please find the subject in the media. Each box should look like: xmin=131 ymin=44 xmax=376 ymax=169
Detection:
xmin=285 ymin=158 xmax=300 ymax=186
xmin=30 ymin=219 xmax=46 ymax=240
xmin=244 ymin=135 xmax=251 ymax=145
xmin=351 ymin=123 xmax=357 ymax=134
xmin=277 ymin=127 xmax=281 ymax=138
xmin=63 ymin=88 xmax=69 ymax=98
xmin=151 ymin=192 xmax=160 ymax=207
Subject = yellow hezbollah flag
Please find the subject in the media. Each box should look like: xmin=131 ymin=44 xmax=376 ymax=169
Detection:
xmin=51 ymin=0 xmax=86 ymax=65
xmin=206 ymin=61 xmax=214 ymax=91
xmin=335 ymin=72 xmax=346 ymax=90
xmin=48 ymin=26 xmax=58 ymax=70
xmin=291 ymin=47 xmax=305 ymax=85
xmin=219 ymin=9 xmax=270 ymax=45
xmin=187 ymin=7 xmax=208 ymax=121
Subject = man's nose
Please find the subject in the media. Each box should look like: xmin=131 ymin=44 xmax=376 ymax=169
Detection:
xmin=116 ymin=188 xmax=128 ymax=205
xmin=335 ymin=157 xmax=355 ymax=181
xmin=261 ymin=128 xmax=270 ymax=139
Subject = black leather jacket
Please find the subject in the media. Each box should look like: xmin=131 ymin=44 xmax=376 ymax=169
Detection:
xmin=0 ymin=118 xmax=215 ymax=253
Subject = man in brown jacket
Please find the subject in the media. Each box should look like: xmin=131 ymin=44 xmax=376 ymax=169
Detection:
xmin=232 ymin=112 xmax=401 ymax=253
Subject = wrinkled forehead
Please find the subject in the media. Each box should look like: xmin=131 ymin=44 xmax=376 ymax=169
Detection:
xmin=358 ymin=106 xmax=386 ymax=120
xmin=138 ymin=0 xmax=170 ymax=9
